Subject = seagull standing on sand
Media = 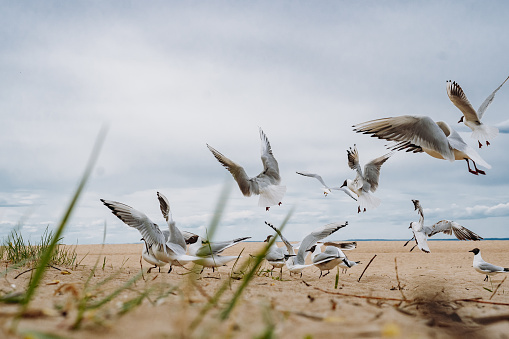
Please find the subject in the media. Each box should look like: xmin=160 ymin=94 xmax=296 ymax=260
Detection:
xmin=100 ymin=192 xmax=201 ymax=273
xmin=340 ymin=145 xmax=392 ymax=213
xmin=308 ymin=245 xmax=351 ymax=278
xmin=446 ymin=76 xmax=508 ymax=148
xmin=322 ymin=242 xmax=361 ymax=274
xmin=263 ymin=235 xmax=288 ymax=277
xmin=353 ymin=115 xmax=491 ymax=175
xmin=207 ymin=127 xmax=286 ymax=211
xmin=295 ymin=171 xmax=357 ymax=200
xmin=405 ymin=199 xmax=482 ymax=253
xmin=266 ymin=221 xmax=348 ymax=277
xmin=469 ymin=248 xmax=509 ymax=284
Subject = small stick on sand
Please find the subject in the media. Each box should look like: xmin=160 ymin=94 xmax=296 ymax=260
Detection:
xmin=357 ymin=254 xmax=377 ymax=283
xmin=489 ymin=276 xmax=507 ymax=300
xmin=394 ymin=257 xmax=407 ymax=300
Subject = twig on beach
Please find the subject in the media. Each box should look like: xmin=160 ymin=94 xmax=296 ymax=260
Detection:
xmin=357 ymin=254 xmax=376 ymax=283
xmin=489 ymin=276 xmax=506 ymax=300
xmin=14 ymin=265 xmax=62 ymax=280
xmin=394 ymin=257 xmax=407 ymax=301
xmin=455 ymin=299 xmax=509 ymax=306
xmin=312 ymin=285 xmax=408 ymax=303
xmin=140 ymin=256 xmax=145 ymax=282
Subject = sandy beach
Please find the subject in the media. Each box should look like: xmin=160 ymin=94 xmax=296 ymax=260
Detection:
xmin=1 ymin=240 xmax=508 ymax=338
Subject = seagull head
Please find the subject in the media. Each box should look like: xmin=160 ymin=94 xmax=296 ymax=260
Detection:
xmin=340 ymin=179 xmax=348 ymax=188
xmin=469 ymin=248 xmax=480 ymax=255
xmin=186 ymin=235 xmax=200 ymax=245
xmin=306 ymin=245 xmax=317 ymax=253
xmin=263 ymin=235 xmax=273 ymax=243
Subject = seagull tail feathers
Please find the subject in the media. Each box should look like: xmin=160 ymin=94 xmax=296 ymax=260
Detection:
xmin=357 ymin=192 xmax=381 ymax=211
xmin=258 ymin=185 xmax=287 ymax=208
xmin=471 ymin=124 xmax=499 ymax=144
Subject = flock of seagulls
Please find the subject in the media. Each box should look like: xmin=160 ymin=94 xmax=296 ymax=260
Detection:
xmin=101 ymin=76 xmax=508 ymax=282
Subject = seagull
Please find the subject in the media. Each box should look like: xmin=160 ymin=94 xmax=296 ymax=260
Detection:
xmin=353 ymin=115 xmax=491 ymax=175
xmin=100 ymin=192 xmax=201 ymax=273
xmin=187 ymin=235 xmax=251 ymax=272
xmin=321 ymin=242 xmax=360 ymax=273
xmin=266 ymin=221 xmax=348 ymax=277
xmin=308 ymin=245 xmax=351 ymax=278
xmin=296 ymin=171 xmax=357 ymax=200
xmin=405 ymin=199 xmax=482 ymax=253
xmin=447 ymin=76 xmax=508 ymax=148
xmin=340 ymin=145 xmax=392 ymax=213
xmin=263 ymin=235 xmax=288 ymax=277
xmin=469 ymin=248 xmax=508 ymax=285
xmin=207 ymin=127 xmax=286 ymax=211
xmin=141 ymin=238 xmax=167 ymax=273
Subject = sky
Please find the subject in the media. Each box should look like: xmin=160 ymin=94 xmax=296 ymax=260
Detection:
xmin=1 ymin=1 xmax=509 ymax=245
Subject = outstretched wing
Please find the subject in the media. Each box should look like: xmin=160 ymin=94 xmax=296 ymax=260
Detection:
xmin=101 ymin=199 xmax=165 ymax=248
xmin=428 ymin=220 xmax=483 ymax=241
xmin=447 ymin=80 xmax=479 ymax=123
xmin=195 ymin=237 xmax=251 ymax=256
xmin=322 ymin=241 xmax=357 ymax=250
xmin=353 ymin=115 xmax=455 ymax=162
xmin=207 ymin=144 xmax=255 ymax=196
xmin=258 ymin=128 xmax=281 ymax=183
xmin=412 ymin=199 xmax=424 ymax=225
xmin=363 ymin=152 xmax=392 ymax=193
xmin=477 ymin=76 xmax=509 ymax=119
xmin=265 ymin=221 xmax=294 ymax=255
xmin=346 ymin=145 xmax=363 ymax=185
xmin=296 ymin=221 xmax=348 ymax=265
xmin=296 ymin=171 xmax=329 ymax=189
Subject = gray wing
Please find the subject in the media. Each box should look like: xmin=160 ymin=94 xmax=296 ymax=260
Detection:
xmin=427 ymin=220 xmax=483 ymax=241
xmin=478 ymin=261 xmax=505 ymax=273
xmin=353 ymin=115 xmax=455 ymax=162
xmin=296 ymin=171 xmax=329 ymax=189
xmin=101 ymin=199 xmax=165 ymax=248
xmin=156 ymin=192 xmax=187 ymax=254
xmin=447 ymin=80 xmax=479 ymax=123
xmin=207 ymin=144 xmax=257 ymax=196
xmin=346 ymin=145 xmax=364 ymax=184
xmin=363 ymin=152 xmax=392 ymax=193
xmin=195 ymin=236 xmax=251 ymax=256
xmin=322 ymin=241 xmax=357 ymax=250
xmin=412 ymin=199 xmax=424 ymax=225
xmin=295 ymin=221 xmax=348 ymax=265
xmin=413 ymin=229 xmax=430 ymax=253
xmin=329 ymin=187 xmax=358 ymax=201
xmin=477 ymin=76 xmax=509 ymax=119
xmin=257 ymin=128 xmax=281 ymax=184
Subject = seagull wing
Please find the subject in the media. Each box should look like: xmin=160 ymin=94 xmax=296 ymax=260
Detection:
xmin=296 ymin=221 xmax=348 ymax=265
xmin=363 ymin=152 xmax=392 ymax=193
xmin=156 ymin=192 xmax=187 ymax=254
xmin=477 ymin=76 xmax=509 ymax=119
xmin=195 ymin=237 xmax=251 ymax=256
xmin=258 ymin=128 xmax=281 ymax=183
xmin=207 ymin=144 xmax=255 ymax=196
xmin=413 ymin=230 xmax=430 ymax=253
xmin=296 ymin=171 xmax=329 ymax=189
xmin=428 ymin=220 xmax=483 ymax=241
xmin=346 ymin=145 xmax=363 ymax=186
xmin=478 ymin=261 xmax=506 ymax=273
xmin=447 ymin=80 xmax=479 ymax=123
xmin=353 ymin=115 xmax=455 ymax=162
xmin=322 ymin=241 xmax=357 ymax=250
xmin=265 ymin=222 xmax=294 ymax=255
xmin=101 ymin=199 xmax=165 ymax=248
xmin=412 ymin=199 xmax=424 ymax=225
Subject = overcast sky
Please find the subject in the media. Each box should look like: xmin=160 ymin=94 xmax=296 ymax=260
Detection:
xmin=1 ymin=1 xmax=509 ymax=245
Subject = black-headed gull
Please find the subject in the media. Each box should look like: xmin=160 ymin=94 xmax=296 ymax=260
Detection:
xmin=207 ymin=127 xmax=286 ymax=211
xmin=406 ymin=199 xmax=482 ymax=253
xmin=296 ymin=171 xmax=357 ymax=200
xmin=469 ymin=248 xmax=508 ymax=283
xmin=100 ymin=193 xmax=201 ymax=273
xmin=267 ymin=221 xmax=348 ymax=277
xmin=353 ymin=115 xmax=491 ymax=175
xmin=308 ymin=245 xmax=351 ymax=278
xmin=321 ymin=242 xmax=360 ymax=273
xmin=447 ymin=76 xmax=508 ymax=148
xmin=340 ymin=145 xmax=392 ymax=213
xmin=263 ymin=234 xmax=288 ymax=277
xmin=187 ymin=235 xmax=250 ymax=272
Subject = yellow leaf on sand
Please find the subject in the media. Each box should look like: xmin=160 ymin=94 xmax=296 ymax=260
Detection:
xmin=382 ymin=322 xmax=401 ymax=337
xmin=46 ymin=280 xmax=60 ymax=285
xmin=323 ymin=316 xmax=344 ymax=323
xmin=60 ymin=270 xmax=71 ymax=275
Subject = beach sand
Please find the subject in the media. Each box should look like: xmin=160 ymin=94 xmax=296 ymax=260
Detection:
xmin=1 ymin=240 xmax=508 ymax=338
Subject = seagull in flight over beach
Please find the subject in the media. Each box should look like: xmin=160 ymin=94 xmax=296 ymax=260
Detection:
xmin=405 ymin=199 xmax=482 ymax=253
xmin=100 ymin=192 xmax=202 ymax=273
xmin=353 ymin=115 xmax=491 ymax=175
xmin=469 ymin=248 xmax=508 ymax=284
xmin=447 ymin=76 xmax=508 ymax=148
xmin=207 ymin=127 xmax=286 ymax=211
xmin=295 ymin=171 xmax=357 ymax=200
xmin=266 ymin=221 xmax=348 ymax=277
xmin=340 ymin=145 xmax=392 ymax=213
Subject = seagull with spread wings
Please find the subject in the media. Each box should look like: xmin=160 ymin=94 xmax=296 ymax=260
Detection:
xmin=353 ymin=116 xmax=491 ymax=175
xmin=405 ymin=199 xmax=482 ymax=253
xmin=296 ymin=171 xmax=357 ymax=200
xmin=207 ymin=127 xmax=286 ymax=211
xmin=340 ymin=145 xmax=392 ymax=213
xmin=447 ymin=76 xmax=508 ymax=148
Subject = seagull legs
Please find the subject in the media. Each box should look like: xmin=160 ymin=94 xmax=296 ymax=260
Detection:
xmin=147 ymin=265 xmax=157 ymax=273
xmin=465 ymin=159 xmax=486 ymax=176
xmin=167 ymin=266 xmax=173 ymax=274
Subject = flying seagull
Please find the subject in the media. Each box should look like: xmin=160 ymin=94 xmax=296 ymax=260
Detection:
xmin=447 ymin=76 xmax=508 ymax=148
xmin=207 ymin=127 xmax=286 ymax=211
xmin=296 ymin=171 xmax=357 ymax=200
xmin=406 ymin=199 xmax=482 ymax=253
xmin=353 ymin=115 xmax=491 ymax=175
xmin=340 ymin=145 xmax=392 ymax=213
xmin=469 ymin=248 xmax=508 ymax=284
